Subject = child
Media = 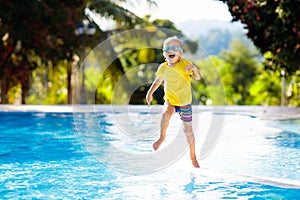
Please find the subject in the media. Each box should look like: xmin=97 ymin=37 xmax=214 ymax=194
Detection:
xmin=146 ymin=36 xmax=201 ymax=168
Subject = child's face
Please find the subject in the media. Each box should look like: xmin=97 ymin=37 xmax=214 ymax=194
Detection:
xmin=163 ymin=40 xmax=183 ymax=64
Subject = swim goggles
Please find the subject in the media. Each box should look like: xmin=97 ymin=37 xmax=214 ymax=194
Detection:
xmin=162 ymin=46 xmax=183 ymax=53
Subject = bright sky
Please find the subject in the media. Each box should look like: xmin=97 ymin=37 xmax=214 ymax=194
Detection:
xmin=91 ymin=0 xmax=232 ymax=31
xmin=133 ymin=0 xmax=232 ymax=24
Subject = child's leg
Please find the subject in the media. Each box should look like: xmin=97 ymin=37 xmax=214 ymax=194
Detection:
xmin=183 ymin=122 xmax=200 ymax=168
xmin=153 ymin=102 xmax=175 ymax=150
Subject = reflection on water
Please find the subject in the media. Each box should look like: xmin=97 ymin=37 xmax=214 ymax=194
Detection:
xmin=202 ymin=115 xmax=300 ymax=182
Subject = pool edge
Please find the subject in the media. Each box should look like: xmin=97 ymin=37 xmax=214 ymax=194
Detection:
xmin=0 ymin=105 xmax=299 ymax=120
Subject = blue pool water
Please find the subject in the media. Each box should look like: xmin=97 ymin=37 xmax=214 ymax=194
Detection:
xmin=0 ymin=110 xmax=300 ymax=199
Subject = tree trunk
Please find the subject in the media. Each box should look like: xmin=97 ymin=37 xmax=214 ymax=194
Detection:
xmin=0 ymin=79 xmax=9 ymax=104
xmin=21 ymin=80 xmax=29 ymax=104
xmin=67 ymin=62 xmax=72 ymax=104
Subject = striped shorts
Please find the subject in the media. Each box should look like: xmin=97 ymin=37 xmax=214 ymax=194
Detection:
xmin=175 ymin=104 xmax=192 ymax=122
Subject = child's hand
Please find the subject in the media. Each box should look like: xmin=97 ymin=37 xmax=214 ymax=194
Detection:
xmin=146 ymin=93 xmax=153 ymax=107
xmin=185 ymin=64 xmax=201 ymax=80
xmin=185 ymin=64 xmax=195 ymax=74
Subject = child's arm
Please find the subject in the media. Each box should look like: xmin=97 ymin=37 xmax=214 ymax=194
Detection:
xmin=185 ymin=64 xmax=201 ymax=80
xmin=146 ymin=76 xmax=163 ymax=106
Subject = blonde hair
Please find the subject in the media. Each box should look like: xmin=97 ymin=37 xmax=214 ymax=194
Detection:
xmin=163 ymin=36 xmax=183 ymax=48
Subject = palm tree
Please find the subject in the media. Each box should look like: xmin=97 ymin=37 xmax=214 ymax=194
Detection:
xmin=72 ymin=0 xmax=156 ymax=104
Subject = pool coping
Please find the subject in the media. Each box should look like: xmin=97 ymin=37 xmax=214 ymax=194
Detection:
xmin=0 ymin=105 xmax=299 ymax=120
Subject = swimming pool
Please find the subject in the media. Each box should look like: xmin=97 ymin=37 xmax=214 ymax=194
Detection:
xmin=0 ymin=106 xmax=300 ymax=199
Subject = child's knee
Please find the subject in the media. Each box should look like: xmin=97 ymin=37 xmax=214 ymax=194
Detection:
xmin=183 ymin=127 xmax=194 ymax=138
xmin=163 ymin=106 xmax=174 ymax=117
xmin=184 ymin=129 xmax=194 ymax=136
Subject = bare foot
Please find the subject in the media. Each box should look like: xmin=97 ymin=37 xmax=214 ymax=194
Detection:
xmin=152 ymin=140 xmax=162 ymax=151
xmin=192 ymin=158 xmax=200 ymax=168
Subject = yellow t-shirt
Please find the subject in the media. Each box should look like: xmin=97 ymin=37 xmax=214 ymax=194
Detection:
xmin=156 ymin=59 xmax=193 ymax=106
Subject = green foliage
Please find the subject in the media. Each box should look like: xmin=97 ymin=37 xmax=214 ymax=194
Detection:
xmin=0 ymin=0 xmax=155 ymax=104
xmin=287 ymin=70 xmax=300 ymax=106
xmin=194 ymin=36 xmax=299 ymax=106
xmin=193 ymin=57 xmax=226 ymax=105
xmin=194 ymin=38 xmax=263 ymax=105
xmin=0 ymin=0 xmax=85 ymax=103
xmin=137 ymin=48 xmax=156 ymax=63
xmin=248 ymin=69 xmax=281 ymax=105
xmin=27 ymin=61 xmax=68 ymax=104
xmin=248 ymin=53 xmax=300 ymax=106
xmin=219 ymin=38 xmax=259 ymax=104
xmin=219 ymin=0 xmax=299 ymax=73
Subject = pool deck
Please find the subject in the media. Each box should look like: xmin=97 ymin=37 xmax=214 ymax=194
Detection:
xmin=0 ymin=105 xmax=299 ymax=120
